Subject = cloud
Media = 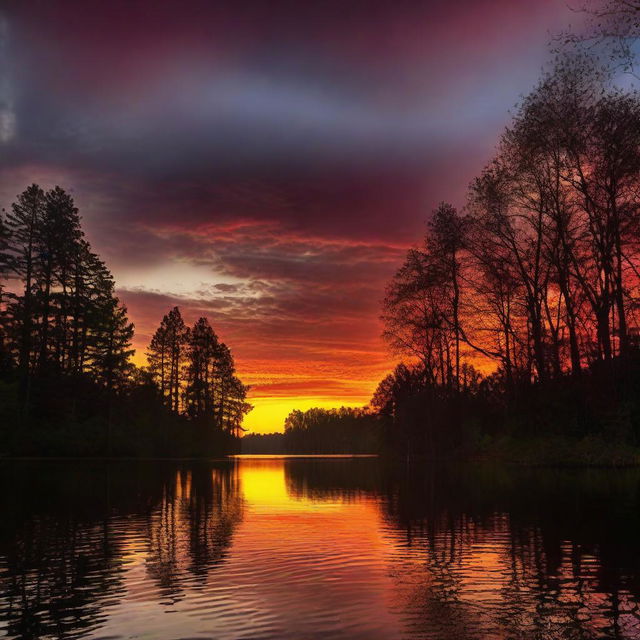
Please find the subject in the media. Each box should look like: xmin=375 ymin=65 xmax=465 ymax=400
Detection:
xmin=108 ymin=218 xmax=402 ymax=418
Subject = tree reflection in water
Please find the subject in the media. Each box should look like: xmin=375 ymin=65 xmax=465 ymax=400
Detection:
xmin=2 ymin=458 xmax=640 ymax=639
xmin=0 ymin=461 xmax=243 ymax=639
xmin=285 ymin=458 xmax=640 ymax=639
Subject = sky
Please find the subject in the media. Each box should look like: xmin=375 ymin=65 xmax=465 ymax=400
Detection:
xmin=0 ymin=0 xmax=583 ymax=432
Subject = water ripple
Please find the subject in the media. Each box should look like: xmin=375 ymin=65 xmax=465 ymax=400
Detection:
xmin=1 ymin=459 xmax=640 ymax=639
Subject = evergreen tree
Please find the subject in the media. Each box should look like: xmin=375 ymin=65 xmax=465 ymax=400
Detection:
xmin=147 ymin=319 xmax=170 ymax=400
xmin=89 ymin=297 xmax=134 ymax=392
xmin=211 ymin=342 xmax=251 ymax=435
xmin=148 ymin=307 xmax=188 ymax=412
xmin=5 ymin=184 xmax=46 ymax=372
xmin=0 ymin=183 xmax=246 ymax=457
xmin=184 ymin=317 xmax=219 ymax=420
xmin=0 ymin=210 xmax=12 ymax=371
xmin=148 ymin=309 xmax=252 ymax=435
xmin=36 ymin=187 xmax=83 ymax=370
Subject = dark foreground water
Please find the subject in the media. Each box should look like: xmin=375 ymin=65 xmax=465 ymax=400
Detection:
xmin=2 ymin=457 xmax=640 ymax=639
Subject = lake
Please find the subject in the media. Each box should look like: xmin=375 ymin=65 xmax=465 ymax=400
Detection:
xmin=1 ymin=456 xmax=640 ymax=639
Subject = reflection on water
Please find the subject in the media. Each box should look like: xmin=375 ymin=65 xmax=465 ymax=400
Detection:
xmin=1 ymin=458 xmax=640 ymax=639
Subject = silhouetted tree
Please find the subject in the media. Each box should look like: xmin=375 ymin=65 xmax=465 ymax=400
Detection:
xmin=210 ymin=342 xmax=251 ymax=436
xmin=5 ymin=184 xmax=46 ymax=376
xmin=0 ymin=209 xmax=11 ymax=371
xmin=148 ymin=307 xmax=188 ymax=412
xmin=184 ymin=317 xmax=219 ymax=420
xmin=377 ymin=53 xmax=640 ymax=458
xmin=383 ymin=203 xmax=469 ymax=390
xmin=562 ymin=0 xmax=640 ymax=73
xmin=89 ymin=297 xmax=134 ymax=393
xmin=147 ymin=310 xmax=251 ymax=439
xmin=0 ymin=185 xmax=250 ymax=457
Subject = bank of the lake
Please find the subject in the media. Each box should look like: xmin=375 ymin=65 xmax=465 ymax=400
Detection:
xmin=241 ymin=427 xmax=640 ymax=468
xmin=472 ymin=434 xmax=640 ymax=467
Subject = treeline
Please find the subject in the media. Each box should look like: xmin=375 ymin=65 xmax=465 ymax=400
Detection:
xmin=374 ymin=54 xmax=640 ymax=461
xmin=241 ymin=407 xmax=383 ymax=454
xmin=241 ymin=432 xmax=285 ymax=454
xmin=283 ymin=407 xmax=381 ymax=454
xmin=0 ymin=185 xmax=250 ymax=457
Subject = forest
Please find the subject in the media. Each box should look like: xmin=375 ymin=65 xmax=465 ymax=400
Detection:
xmin=263 ymin=51 xmax=640 ymax=463
xmin=241 ymin=407 xmax=382 ymax=454
xmin=0 ymin=186 xmax=251 ymax=457
xmin=373 ymin=55 xmax=640 ymax=463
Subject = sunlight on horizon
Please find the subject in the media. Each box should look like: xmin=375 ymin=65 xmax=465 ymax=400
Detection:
xmin=243 ymin=396 xmax=367 ymax=433
xmin=130 ymin=348 xmax=372 ymax=432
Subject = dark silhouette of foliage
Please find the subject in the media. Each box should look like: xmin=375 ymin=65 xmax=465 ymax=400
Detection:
xmin=240 ymin=432 xmax=285 ymax=453
xmin=0 ymin=184 xmax=250 ymax=457
xmin=561 ymin=0 xmax=640 ymax=74
xmin=147 ymin=311 xmax=252 ymax=438
xmin=282 ymin=406 xmax=382 ymax=454
xmin=147 ymin=306 xmax=188 ymax=412
xmin=286 ymin=54 xmax=640 ymax=463
xmin=373 ymin=55 xmax=640 ymax=461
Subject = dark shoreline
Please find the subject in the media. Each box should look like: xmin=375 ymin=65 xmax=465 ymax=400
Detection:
xmin=2 ymin=449 xmax=638 ymax=468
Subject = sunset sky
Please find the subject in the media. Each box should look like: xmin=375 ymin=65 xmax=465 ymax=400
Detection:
xmin=0 ymin=0 xmax=582 ymax=432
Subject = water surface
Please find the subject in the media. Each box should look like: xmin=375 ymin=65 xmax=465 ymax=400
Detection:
xmin=1 ymin=456 xmax=640 ymax=639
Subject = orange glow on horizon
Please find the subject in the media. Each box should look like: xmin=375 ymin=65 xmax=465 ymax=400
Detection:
xmin=130 ymin=333 xmax=496 ymax=433
xmin=242 ymin=396 xmax=369 ymax=434
xmin=130 ymin=342 xmax=389 ymax=432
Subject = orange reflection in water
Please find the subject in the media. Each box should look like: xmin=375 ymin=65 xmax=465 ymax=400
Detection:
xmin=3 ymin=459 xmax=640 ymax=640
xmin=228 ymin=457 xmax=403 ymax=637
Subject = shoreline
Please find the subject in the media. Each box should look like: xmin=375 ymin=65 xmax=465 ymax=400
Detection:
xmin=2 ymin=451 xmax=639 ymax=469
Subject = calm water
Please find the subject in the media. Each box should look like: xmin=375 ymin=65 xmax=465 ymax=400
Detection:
xmin=2 ymin=457 xmax=640 ymax=639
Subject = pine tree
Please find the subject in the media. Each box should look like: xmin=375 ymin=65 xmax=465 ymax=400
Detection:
xmin=211 ymin=341 xmax=251 ymax=434
xmin=5 ymin=184 xmax=46 ymax=372
xmin=149 ymin=310 xmax=252 ymax=433
xmin=1 ymin=181 xmax=251 ymax=454
xmin=36 ymin=187 xmax=83 ymax=370
xmin=147 ymin=319 xmax=170 ymax=401
xmin=185 ymin=317 xmax=219 ymax=420
xmin=148 ymin=307 xmax=188 ymax=412
xmin=166 ymin=307 xmax=188 ymax=413
xmin=0 ymin=210 xmax=12 ymax=372
xmin=89 ymin=297 xmax=134 ymax=393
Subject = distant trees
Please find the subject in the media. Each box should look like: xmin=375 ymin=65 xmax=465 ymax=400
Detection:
xmin=241 ymin=407 xmax=383 ymax=455
xmin=147 ymin=309 xmax=251 ymax=437
xmin=283 ymin=407 xmax=382 ymax=454
xmin=240 ymin=431 xmax=285 ymax=454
